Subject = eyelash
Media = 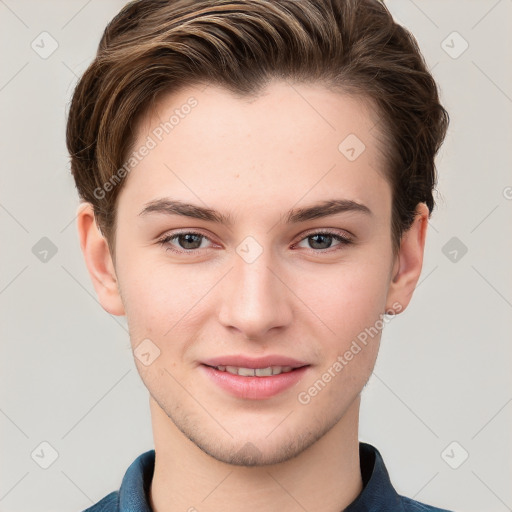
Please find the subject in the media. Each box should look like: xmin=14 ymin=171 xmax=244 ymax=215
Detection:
xmin=156 ymin=229 xmax=353 ymax=256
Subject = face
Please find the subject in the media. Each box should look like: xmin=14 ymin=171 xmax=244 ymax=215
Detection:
xmin=110 ymin=80 xmax=401 ymax=465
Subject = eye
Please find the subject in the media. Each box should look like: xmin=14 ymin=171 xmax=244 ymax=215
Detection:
xmin=157 ymin=229 xmax=353 ymax=256
xmin=294 ymin=230 xmax=353 ymax=253
xmin=157 ymin=231 xmax=214 ymax=254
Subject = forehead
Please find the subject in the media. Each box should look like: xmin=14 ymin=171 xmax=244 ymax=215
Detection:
xmin=118 ymin=80 xmax=390 ymax=218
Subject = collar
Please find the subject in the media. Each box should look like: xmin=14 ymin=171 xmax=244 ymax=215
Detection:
xmin=344 ymin=442 xmax=405 ymax=511
xmin=94 ymin=442 xmax=445 ymax=512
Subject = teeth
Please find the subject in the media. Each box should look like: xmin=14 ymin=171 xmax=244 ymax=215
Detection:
xmin=237 ymin=367 xmax=255 ymax=377
xmin=216 ymin=365 xmax=295 ymax=376
xmin=255 ymin=367 xmax=273 ymax=376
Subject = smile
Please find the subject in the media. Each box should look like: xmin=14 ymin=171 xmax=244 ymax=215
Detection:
xmin=200 ymin=364 xmax=310 ymax=400
xmin=206 ymin=365 xmax=296 ymax=376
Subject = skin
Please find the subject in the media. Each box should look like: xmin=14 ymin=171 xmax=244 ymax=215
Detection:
xmin=77 ymin=80 xmax=429 ymax=512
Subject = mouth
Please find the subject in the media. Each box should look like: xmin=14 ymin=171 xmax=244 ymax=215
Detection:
xmin=202 ymin=364 xmax=306 ymax=377
xmin=199 ymin=356 xmax=311 ymax=400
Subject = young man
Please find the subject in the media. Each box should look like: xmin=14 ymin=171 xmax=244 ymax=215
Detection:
xmin=67 ymin=0 xmax=451 ymax=510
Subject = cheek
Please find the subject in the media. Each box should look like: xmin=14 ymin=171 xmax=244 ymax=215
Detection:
xmin=117 ymin=236 xmax=392 ymax=351
xmin=295 ymin=266 xmax=388 ymax=407
xmin=117 ymin=257 xmax=212 ymax=340
xmin=294 ymin=262 xmax=390 ymax=345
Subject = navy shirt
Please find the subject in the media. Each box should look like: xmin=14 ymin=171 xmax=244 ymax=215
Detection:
xmin=83 ymin=442 xmax=453 ymax=512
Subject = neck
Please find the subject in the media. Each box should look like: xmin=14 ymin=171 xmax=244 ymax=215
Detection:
xmin=149 ymin=396 xmax=363 ymax=512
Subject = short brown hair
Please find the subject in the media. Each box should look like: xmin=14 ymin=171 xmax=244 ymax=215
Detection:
xmin=66 ymin=0 xmax=449 ymax=258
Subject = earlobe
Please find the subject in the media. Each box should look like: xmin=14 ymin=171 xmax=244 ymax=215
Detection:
xmin=76 ymin=202 xmax=125 ymax=316
xmin=385 ymin=203 xmax=429 ymax=314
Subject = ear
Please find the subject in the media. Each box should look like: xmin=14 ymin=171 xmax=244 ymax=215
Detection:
xmin=76 ymin=202 xmax=125 ymax=316
xmin=385 ymin=203 xmax=429 ymax=314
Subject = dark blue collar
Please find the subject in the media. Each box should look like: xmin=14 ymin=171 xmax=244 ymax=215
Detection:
xmin=85 ymin=442 xmax=451 ymax=511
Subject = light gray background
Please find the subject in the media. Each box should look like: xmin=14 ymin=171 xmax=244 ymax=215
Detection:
xmin=1 ymin=1 xmax=511 ymax=511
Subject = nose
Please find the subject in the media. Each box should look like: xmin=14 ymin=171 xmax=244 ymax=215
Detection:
xmin=218 ymin=245 xmax=293 ymax=341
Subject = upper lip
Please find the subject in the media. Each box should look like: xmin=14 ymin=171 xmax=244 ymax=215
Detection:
xmin=201 ymin=355 xmax=309 ymax=369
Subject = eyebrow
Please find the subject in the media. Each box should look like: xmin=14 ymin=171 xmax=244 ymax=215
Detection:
xmin=138 ymin=198 xmax=372 ymax=225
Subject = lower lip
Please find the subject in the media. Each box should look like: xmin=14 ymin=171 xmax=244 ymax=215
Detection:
xmin=199 ymin=364 xmax=310 ymax=400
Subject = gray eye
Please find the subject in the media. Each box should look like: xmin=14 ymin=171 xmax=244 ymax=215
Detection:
xmin=307 ymin=233 xmax=335 ymax=250
xmin=175 ymin=233 xmax=204 ymax=249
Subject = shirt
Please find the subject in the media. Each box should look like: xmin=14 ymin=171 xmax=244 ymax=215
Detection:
xmin=82 ymin=442 xmax=453 ymax=512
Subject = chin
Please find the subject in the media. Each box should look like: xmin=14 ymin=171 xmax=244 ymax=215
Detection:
xmin=177 ymin=414 xmax=332 ymax=467
xmin=193 ymin=435 xmax=314 ymax=467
